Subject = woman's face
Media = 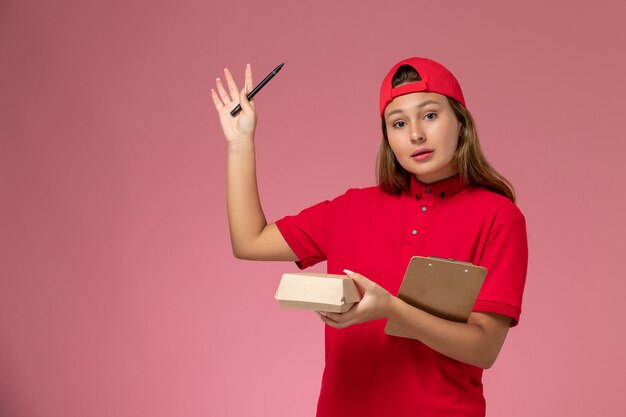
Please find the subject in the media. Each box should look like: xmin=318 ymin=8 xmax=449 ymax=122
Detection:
xmin=384 ymin=92 xmax=461 ymax=184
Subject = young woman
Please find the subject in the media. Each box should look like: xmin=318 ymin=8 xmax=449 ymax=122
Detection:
xmin=211 ymin=57 xmax=528 ymax=417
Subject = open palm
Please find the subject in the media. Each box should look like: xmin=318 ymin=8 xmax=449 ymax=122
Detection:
xmin=211 ymin=64 xmax=257 ymax=143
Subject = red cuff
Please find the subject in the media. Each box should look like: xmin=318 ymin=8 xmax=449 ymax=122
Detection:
xmin=275 ymin=218 xmax=321 ymax=269
xmin=472 ymin=300 xmax=521 ymax=327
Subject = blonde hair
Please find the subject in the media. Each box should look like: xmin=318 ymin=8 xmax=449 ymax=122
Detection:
xmin=376 ymin=66 xmax=516 ymax=202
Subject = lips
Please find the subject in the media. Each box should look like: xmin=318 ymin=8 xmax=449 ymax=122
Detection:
xmin=411 ymin=149 xmax=433 ymax=157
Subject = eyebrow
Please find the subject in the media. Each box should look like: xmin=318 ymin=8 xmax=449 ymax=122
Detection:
xmin=386 ymin=100 xmax=440 ymax=118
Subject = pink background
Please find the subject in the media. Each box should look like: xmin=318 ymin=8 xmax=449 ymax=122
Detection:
xmin=2 ymin=0 xmax=625 ymax=416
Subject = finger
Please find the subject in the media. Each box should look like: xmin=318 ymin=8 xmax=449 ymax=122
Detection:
xmin=344 ymin=269 xmax=368 ymax=294
xmin=344 ymin=269 xmax=366 ymax=282
xmin=210 ymin=88 xmax=224 ymax=111
xmin=344 ymin=269 xmax=366 ymax=284
xmin=324 ymin=311 xmax=344 ymax=323
xmin=318 ymin=310 xmax=342 ymax=323
xmin=315 ymin=311 xmax=334 ymax=324
xmin=325 ymin=302 xmax=359 ymax=324
xmin=245 ymin=63 xmax=254 ymax=93
xmin=215 ymin=77 xmax=231 ymax=106
xmin=317 ymin=312 xmax=348 ymax=329
xmin=244 ymin=63 xmax=256 ymax=111
xmin=239 ymin=86 xmax=254 ymax=114
xmin=223 ymin=68 xmax=240 ymax=102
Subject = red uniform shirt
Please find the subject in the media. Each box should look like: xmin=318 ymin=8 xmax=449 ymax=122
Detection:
xmin=275 ymin=175 xmax=528 ymax=417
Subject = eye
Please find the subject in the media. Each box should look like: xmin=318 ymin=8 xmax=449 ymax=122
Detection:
xmin=424 ymin=112 xmax=437 ymax=120
xmin=392 ymin=120 xmax=407 ymax=129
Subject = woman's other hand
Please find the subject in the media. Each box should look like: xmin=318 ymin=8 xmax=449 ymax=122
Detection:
xmin=317 ymin=270 xmax=394 ymax=329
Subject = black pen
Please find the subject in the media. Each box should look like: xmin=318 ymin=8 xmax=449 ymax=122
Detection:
xmin=230 ymin=63 xmax=284 ymax=117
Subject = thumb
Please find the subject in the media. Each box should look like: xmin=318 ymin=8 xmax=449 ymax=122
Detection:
xmin=343 ymin=269 xmax=367 ymax=292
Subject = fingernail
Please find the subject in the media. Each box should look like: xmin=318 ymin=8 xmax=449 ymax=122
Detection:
xmin=317 ymin=311 xmax=328 ymax=317
xmin=216 ymin=77 xmax=221 ymax=82
xmin=343 ymin=269 xmax=354 ymax=275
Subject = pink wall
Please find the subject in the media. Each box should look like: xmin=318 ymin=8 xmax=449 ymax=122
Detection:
xmin=2 ymin=0 xmax=625 ymax=416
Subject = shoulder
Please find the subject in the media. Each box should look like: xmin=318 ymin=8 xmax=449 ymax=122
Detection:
xmin=462 ymin=186 xmax=524 ymax=219
xmin=283 ymin=185 xmax=388 ymax=217
xmin=315 ymin=185 xmax=399 ymax=217
xmin=330 ymin=185 xmax=392 ymax=203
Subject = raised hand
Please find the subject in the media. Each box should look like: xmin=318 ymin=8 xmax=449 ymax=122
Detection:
xmin=211 ymin=64 xmax=257 ymax=143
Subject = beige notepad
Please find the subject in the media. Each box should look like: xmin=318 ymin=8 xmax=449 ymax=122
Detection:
xmin=385 ymin=256 xmax=487 ymax=339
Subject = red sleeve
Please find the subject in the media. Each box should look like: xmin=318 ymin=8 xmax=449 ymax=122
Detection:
xmin=473 ymin=209 xmax=528 ymax=326
xmin=275 ymin=193 xmax=345 ymax=269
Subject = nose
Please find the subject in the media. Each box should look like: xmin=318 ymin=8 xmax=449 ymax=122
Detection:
xmin=410 ymin=121 xmax=425 ymax=144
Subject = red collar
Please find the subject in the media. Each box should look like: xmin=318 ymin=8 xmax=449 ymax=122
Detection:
xmin=409 ymin=174 xmax=468 ymax=200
